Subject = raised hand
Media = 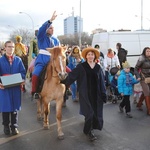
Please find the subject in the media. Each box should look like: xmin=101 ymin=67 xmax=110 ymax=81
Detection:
xmin=50 ymin=11 xmax=57 ymax=22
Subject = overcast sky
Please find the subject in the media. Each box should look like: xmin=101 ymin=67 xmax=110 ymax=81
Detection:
xmin=0 ymin=0 xmax=150 ymax=41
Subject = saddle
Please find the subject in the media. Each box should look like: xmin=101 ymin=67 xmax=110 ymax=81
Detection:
xmin=36 ymin=65 xmax=48 ymax=93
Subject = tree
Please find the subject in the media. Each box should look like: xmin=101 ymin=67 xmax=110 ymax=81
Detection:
xmin=58 ymin=32 xmax=93 ymax=46
xmin=9 ymin=28 xmax=34 ymax=46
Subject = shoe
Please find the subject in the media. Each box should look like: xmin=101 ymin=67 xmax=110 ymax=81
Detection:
xmin=66 ymin=89 xmax=72 ymax=96
xmin=119 ymin=106 xmax=124 ymax=113
xmin=112 ymin=99 xmax=117 ymax=104
xmin=126 ymin=113 xmax=133 ymax=118
xmin=34 ymin=93 xmax=40 ymax=99
xmin=137 ymin=105 xmax=143 ymax=111
xmin=4 ymin=125 xmax=10 ymax=135
xmin=87 ymin=130 xmax=97 ymax=141
xmin=11 ymin=128 xmax=19 ymax=135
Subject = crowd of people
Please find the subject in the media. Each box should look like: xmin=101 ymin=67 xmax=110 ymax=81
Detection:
xmin=0 ymin=11 xmax=150 ymax=142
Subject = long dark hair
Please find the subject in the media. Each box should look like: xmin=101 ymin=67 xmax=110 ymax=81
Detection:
xmin=142 ymin=47 xmax=150 ymax=57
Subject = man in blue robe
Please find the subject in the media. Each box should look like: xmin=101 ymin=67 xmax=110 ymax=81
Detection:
xmin=0 ymin=41 xmax=26 ymax=135
xmin=31 ymin=11 xmax=60 ymax=98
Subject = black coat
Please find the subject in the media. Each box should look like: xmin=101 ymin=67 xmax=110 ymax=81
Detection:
xmin=117 ymin=48 xmax=127 ymax=68
xmin=65 ymin=62 xmax=106 ymax=130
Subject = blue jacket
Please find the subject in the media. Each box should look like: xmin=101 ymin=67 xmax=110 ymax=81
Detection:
xmin=37 ymin=20 xmax=60 ymax=50
xmin=33 ymin=21 xmax=60 ymax=76
xmin=118 ymin=70 xmax=139 ymax=95
xmin=0 ymin=54 xmax=26 ymax=112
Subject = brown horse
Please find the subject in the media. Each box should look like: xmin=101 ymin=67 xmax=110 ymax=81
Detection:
xmin=37 ymin=46 xmax=68 ymax=140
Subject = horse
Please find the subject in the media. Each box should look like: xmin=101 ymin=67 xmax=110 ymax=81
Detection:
xmin=37 ymin=46 xmax=68 ymax=140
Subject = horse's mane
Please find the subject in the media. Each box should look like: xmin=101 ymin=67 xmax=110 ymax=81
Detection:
xmin=46 ymin=47 xmax=65 ymax=81
xmin=52 ymin=47 xmax=63 ymax=59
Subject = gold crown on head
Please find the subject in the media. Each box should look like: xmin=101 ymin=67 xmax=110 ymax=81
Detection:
xmin=16 ymin=35 xmax=22 ymax=41
xmin=122 ymin=61 xmax=130 ymax=69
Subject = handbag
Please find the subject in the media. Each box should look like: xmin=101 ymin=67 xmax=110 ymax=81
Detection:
xmin=144 ymin=78 xmax=150 ymax=84
xmin=141 ymin=72 xmax=150 ymax=84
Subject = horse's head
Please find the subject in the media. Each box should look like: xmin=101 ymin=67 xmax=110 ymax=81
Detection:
xmin=47 ymin=46 xmax=68 ymax=80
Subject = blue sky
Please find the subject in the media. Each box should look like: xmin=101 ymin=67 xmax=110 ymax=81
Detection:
xmin=0 ymin=0 xmax=150 ymax=41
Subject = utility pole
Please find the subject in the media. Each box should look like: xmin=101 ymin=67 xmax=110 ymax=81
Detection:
xmin=79 ymin=0 xmax=82 ymax=49
xmin=141 ymin=0 xmax=143 ymax=30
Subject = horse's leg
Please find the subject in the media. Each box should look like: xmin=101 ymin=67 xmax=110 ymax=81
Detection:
xmin=43 ymin=101 xmax=50 ymax=129
xmin=56 ymin=98 xmax=64 ymax=140
xmin=62 ymin=88 xmax=67 ymax=107
xmin=37 ymin=99 xmax=43 ymax=121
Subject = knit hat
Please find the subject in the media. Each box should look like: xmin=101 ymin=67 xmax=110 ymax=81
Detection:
xmin=81 ymin=47 xmax=100 ymax=60
xmin=122 ymin=61 xmax=131 ymax=69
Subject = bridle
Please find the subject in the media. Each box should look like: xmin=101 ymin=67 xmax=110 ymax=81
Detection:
xmin=51 ymin=58 xmax=60 ymax=78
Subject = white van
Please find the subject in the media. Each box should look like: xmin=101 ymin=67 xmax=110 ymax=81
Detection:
xmin=92 ymin=30 xmax=150 ymax=67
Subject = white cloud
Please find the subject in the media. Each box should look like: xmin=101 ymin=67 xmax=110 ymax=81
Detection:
xmin=0 ymin=0 xmax=150 ymax=41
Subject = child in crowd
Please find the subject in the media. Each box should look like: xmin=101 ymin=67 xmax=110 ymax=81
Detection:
xmin=133 ymin=77 xmax=143 ymax=104
xmin=111 ymin=70 xmax=121 ymax=103
xmin=118 ymin=61 xmax=140 ymax=118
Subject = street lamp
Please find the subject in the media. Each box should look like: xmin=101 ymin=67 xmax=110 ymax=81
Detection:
xmin=19 ymin=12 xmax=34 ymax=32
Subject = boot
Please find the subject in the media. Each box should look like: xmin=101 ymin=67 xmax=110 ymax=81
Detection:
xmin=145 ymin=96 xmax=150 ymax=115
xmin=4 ymin=125 xmax=10 ymax=135
xmin=136 ymin=93 xmax=145 ymax=111
xmin=31 ymin=75 xmax=40 ymax=99
xmin=31 ymin=75 xmax=39 ymax=95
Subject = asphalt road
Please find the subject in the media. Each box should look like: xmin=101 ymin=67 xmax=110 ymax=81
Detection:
xmin=0 ymin=79 xmax=150 ymax=150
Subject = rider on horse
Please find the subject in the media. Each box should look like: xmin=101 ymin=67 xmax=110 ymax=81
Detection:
xmin=31 ymin=11 xmax=60 ymax=99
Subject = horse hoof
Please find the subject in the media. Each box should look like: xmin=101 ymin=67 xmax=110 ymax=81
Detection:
xmin=58 ymin=135 xmax=64 ymax=140
xmin=43 ymin=125 xmax=49 ymax=130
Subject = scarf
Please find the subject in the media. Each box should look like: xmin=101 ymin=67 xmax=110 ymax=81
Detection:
xmin=6 ymin=55 xmax=13 ymax=65
xmin=126 ymin=73 xmax=132 ymax=86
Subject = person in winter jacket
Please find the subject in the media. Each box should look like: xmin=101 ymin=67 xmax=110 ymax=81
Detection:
xmin=134 ymin=47 xmax=150 ymax=115
xmin=116 ymin=43 xmax=128 ymax=69
xmin=118 ymin=61 xmax=140 ymax=118
xmin=67 ymin=46 xmax=84 ymax=102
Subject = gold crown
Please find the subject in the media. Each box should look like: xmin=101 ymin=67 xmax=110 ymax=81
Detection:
xmin=122 ymin=61 xmax=130 ymax=69
xmin=16 ymin=35 xmax=22 ymax=41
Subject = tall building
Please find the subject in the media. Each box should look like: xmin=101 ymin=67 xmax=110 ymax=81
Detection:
xmin=64 ymin=9 xmax=83 ymax=35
